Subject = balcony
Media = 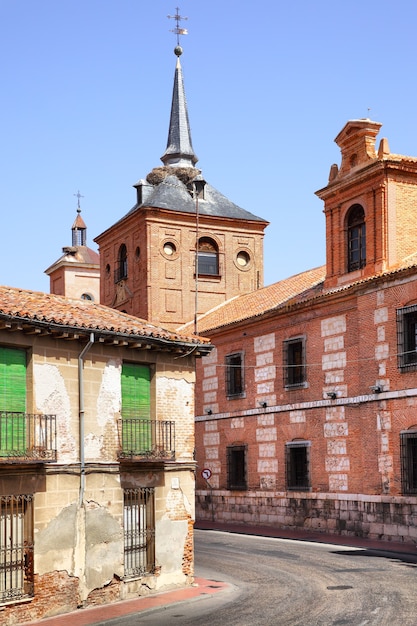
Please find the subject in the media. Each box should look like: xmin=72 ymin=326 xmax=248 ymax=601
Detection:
xmin=0 ymin=412 xmax=57 ymax=462
xmin=118 ymin=418 xmax=175 ymax=461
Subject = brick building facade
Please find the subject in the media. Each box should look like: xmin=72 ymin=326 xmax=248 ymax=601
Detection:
xmin=192 ymin=120 xmax=417 ymax=544
xmin=0 ymin=286 xmax=211 ymax=624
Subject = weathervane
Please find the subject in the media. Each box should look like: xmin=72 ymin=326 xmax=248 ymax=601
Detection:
xmin=168 ymin=7 xmax=188 ymax=47
xmin=73 ymin=190 xmax=84 ymax=211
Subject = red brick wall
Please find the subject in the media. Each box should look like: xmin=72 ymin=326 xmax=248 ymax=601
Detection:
xmin=96 ymin=206 xmax=265 ymax=329
xmin=195 ymin=271 xmax=417 ymax=500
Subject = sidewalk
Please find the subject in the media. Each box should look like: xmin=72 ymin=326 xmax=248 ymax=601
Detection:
xmin=23 ymin=520 xmax=416 ymax=625
xmin=22 ymin=577 xmax=230 ymax=626
xmin=195 ymin=519 xmax=417 ymax=555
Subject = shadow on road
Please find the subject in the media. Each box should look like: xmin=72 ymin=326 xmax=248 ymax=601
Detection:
xmin=330 ymin=548 xmax=417 ymax=567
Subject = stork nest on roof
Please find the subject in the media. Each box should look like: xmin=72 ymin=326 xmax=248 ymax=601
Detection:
xmin=146 ymin=166 xmax=200 ymax=186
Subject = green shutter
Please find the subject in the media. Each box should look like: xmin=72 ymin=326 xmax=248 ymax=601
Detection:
xmin=121 ymin=364 xmax=151 ymax=454
xmin=0 ymin=347 xmax=26 ymax=455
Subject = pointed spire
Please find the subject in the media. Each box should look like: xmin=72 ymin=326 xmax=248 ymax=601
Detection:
xmin=161 ymin=47 xmax=198 ymax=168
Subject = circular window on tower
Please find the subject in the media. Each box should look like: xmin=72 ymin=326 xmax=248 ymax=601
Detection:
xmin=235 ymin=250 xmax=251 ymax=270
xmin=161 ymin=239 xmax=179 ymax=260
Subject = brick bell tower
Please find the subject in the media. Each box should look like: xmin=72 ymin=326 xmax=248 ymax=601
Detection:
xmin=316 ymin=119 xmax=417 ymax=289
xmin=95 ymin=44 xmax=268 ymax=331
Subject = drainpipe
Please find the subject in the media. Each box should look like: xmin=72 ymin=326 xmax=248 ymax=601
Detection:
xmin=78 ymin=333 xmax=95 ymax=505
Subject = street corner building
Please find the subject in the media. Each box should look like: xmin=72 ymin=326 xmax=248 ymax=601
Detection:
xmin=0 ymin=286 xmax=212 ymax=624
xmin=193 ymin=119 xmax=417 ymax=545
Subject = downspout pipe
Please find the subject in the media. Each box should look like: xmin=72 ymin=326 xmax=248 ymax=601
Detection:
xmin=78 ymin=333 xmax=95 ymax=505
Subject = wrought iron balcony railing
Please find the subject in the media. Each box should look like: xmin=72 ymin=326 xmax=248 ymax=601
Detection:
xmin=118 ymin=418 xmax=175 ymax=461
xmin=0 ymin=412 xmax=57 ymax=462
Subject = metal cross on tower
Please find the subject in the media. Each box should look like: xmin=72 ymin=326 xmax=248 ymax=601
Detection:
xmin=167 ymin=7 xmax=188 ymax=45
xmin=73 ymin=190 xmax=84 ymax=211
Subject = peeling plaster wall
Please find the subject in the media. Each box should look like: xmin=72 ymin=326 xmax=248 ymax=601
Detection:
xmin=84 ymin=501 xmax=124 ymax=590
xmin=85 ymin=358 xmax=122 ymax=461
xmin=35 ymin=503 xmax=78 ymax=575
xmin=33 ymin=362 xmax=75 ymax=462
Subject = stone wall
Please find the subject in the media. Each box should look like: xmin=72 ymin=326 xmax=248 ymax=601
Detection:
xmin=196 ymin=489 xmax=417 ymax=545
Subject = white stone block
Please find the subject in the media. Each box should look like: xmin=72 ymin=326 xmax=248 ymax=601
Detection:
xmin=289 ymin=410 xmax=306 ymax=423
xmin=254 ymin=366 xmax=276 ymax=382
xmin=256 ymin=427 xmax=277 ymax=442
xmin=254 ymin=333 xmax=275 ymax=353
xmin=374 ymin=307 xmax=388 ymax=324
xmin=321 ymin=315 xmax=346 ymax=337
xmin=322 ymin=352 xmax=347 ymax=370
xmin=256 ymin=352 xmax=274 ymax=367
xmin=325 ymin=457 xmax=350 ymax=472
xmin=329 ymin=474 xmax=348 ymax=491
xmin=324 ymin=422 xmax=348 ymax=437
xmin=257 ymin=459 xmax=278 ymax=473
xmin=258 ymin=443 xmax=276 ymax=457
xmin=203 ymin=432 xmax=220 ymax=446
xmin=324 ymin=336 xmax=344 ymax=352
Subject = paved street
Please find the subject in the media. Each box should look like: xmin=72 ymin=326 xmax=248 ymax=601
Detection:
xmin=112 ymin=529 xmax=417 ymax=626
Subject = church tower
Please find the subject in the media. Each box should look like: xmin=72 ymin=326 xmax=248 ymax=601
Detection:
xmin=45 ymin=202 xmax=100 ymax=302
xmin=316 ymin=119 xmax=417 ymax=289
xmin=95 ymin=44 xmax=268 ymax=330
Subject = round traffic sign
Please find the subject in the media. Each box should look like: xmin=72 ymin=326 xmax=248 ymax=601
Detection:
xmin=201 ymin=468 xmax=212 ymax=480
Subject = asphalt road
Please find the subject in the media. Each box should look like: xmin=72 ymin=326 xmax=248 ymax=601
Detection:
xmin=99 ymin=529 xmax=417 ymax=625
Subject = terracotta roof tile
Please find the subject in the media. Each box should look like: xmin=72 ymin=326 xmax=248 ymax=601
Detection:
xmin=0 ymin=285 xmax=210 ymax=347
xmin=183 ymin=266 xmax=326 ymax=333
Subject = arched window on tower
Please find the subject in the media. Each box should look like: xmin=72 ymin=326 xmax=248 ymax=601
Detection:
xmin=115 ymin=244 xmax=128 ymax=283
xmin=347 ymin=204 xmax=366 ymax=272
xmin=197 ymin=237 xmax=219 ymax=276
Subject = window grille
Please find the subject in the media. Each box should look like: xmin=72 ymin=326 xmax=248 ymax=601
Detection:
xmin=397 ymin=304 xmax=417 ymax=370
xmin=283 ymin=338 xmax=306 ymax=388
xmin=226 ymin=445 xmax=247 ymax=490
xmin=285 ymin=441 xmax=311 ymax=491
xmin=124 ymin=488 xmax=155 ymax=578
xmin=225 ymin=353 xmax=244 ymax=397
xmin=0 ymin=495 xmax=34 ymax=603
xmin=400 ymin=431 xmax=417 ymax=494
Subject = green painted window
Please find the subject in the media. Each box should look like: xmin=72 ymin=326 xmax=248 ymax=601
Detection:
xmin=0 ymin=347 xmax=27 ymax=455
xmin=121 ymin=364 xmax=151 ymax=455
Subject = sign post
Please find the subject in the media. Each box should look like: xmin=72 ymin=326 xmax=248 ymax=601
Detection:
xmin=200 ymin=468 xmax=214 ymax=521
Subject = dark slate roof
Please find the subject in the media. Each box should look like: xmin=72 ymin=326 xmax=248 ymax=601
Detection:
xmin=127 ymin=174 xmax=267 ymax=223
xmin=161 ymin=57 xmax=197 ymax=168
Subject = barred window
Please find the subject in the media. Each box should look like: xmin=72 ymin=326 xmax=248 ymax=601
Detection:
xmin=225 ymin=353 xmax=244 ymax=398
xmin=0 ymin=495 xmax=34 ymax=604
xmin=286 ymin=441 xmax=311 ymax=491
xmin=227 ymin=445 xmax=247 ymax=490
xmin=400 ymin=431 xmax=417 ymax=495
xmin=397 ymin=304 xmax=417 ymax=370
xmin=124 ymin=488 xmax=155 ymax=578
xmin=283 ymin=338 xmax=306 ymax=388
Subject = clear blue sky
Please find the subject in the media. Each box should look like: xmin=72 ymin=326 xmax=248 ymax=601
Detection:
xmin=2 ymin=1 xmax=417 ymax=293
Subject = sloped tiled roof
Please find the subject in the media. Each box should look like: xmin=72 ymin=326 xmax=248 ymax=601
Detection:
xmin=182 ymin=252 xmax=417 ymax=335
xmin=180 ymin=266 xmax=327 ymax=334
xmin=0 ymin=285 xmax=211 ymax=349
xmin=45 ymin=246 xmax=99 ymax=275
